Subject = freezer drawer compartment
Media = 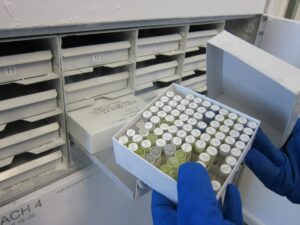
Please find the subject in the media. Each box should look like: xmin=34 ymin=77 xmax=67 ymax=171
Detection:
xmin=186 ymin=30 xmax=218 ymax=48
xmin=137 ymin=34 xmax=182 ymax=57
xmin=0 ymin=51 xmax=52 ymax=84
xmin=62 ymin=41 xmax=131 ymax=71
xmin=183 ymin=55 xmax=206 ymax=72
xmin=65 ymin=72 xmax=129 ymax=104
xmin=181 ymin=75 xmax=207 ymax=91
xmin=135 ymin=61 xmax=178 ymax=85
xmin=0 ymin=89 xmax=58 ymax=126
xmin=0 ymin=122 xmax=63 ymax=167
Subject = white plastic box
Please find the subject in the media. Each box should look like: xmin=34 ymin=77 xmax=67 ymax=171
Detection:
xmin=113 ymin=84 xmax=260 ymax=202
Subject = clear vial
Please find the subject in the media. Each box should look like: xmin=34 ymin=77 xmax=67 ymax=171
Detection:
xmin=179 ymin=114 xmax=189 ymax=122
xmin=168 ymin=125 xmax=178 ymax=135
xmin=194 ymin=140 xmax=207 ymax=154
xmin=243 ymin=127 xmax=254 ymax=136
xmin=215 ymin=131 xmax=226 ymax=141
xmin=191 ymin=129 xmax=201 ymax=138
xmin=225 ymin=155 xmax=237 ymax=168
xmin=225 ymin=136 xmax=236 ymax=146
xmin=229 ymin=129 xmax=240 ymax=139
xmin=228 ymin=112 xmax=238 ymax=121
xmin=180 ymin=99 xmax=189 ymax=106
xmin=150 ymin=116 xmax=160 ymax=125
xmin=155 ymin=101 xmax=164 ymax=109
xmin=164 ymin=144 xmax=177 ymax=159
xmin=118 ymin=136 xmax=129 ymax=145
xmin=211 ymin=180 xmax=221 ymax=193
xmin=149 ymin=105 xmax=159 ymax=114
xmin=167 ymin=156 xmax=180 ymax=171
xmin=239 ymin=133 xmax=250 ymax=143
xmin=202 ymin=100 xmax=212 ymax=108
xmin=186 ymin=94 xmax=195 ymax=101
xmin=165 ymin=115 xmax=175 ymax=124
xmin=200 ymin=133 xmax=211 ymax=144
xmin=176 ymin=104 xmax=186 ymax=112
xmin=177 ymin=130 xmax=188 ymax=139
xmin=135 ymin=147 xmax=146 ymax=158
xmin=210 ymin=104 xmax=220 ymax=113
xmin=147 ymin=133 xmax=157 ymax=145
xmin=145 ymin=154 xmax=156 ymax=165
xmin=218 ymin=164 xmax=232 ymax=181
xmin=160 ymin=164 xmax=171 ymax=175
xmin=224 ymin=119 xmax=234 ymax=128
xmin=144 ymin=122 xmax=154 ymax=131
xmin=181 ymin=143 xmax=193 ymax=161
xmin=141 ymin=140 xmax=152 ymax=153
xmin=233 ymin=123 xmax=244 ymax=132
xmin=136 ymin=118 xmax=147 ymax=129
xmin=185 ymin=108 xmax=195 ymax=116
xmin=219 ymin=125 xmax=230 ymax=134
xmin=247 ymin=121 xmax=258 ymax=130
xmin=168 ymin=100 xmax=178 ymax=108
xmin=142 ymin=111 xmax=152 ymax=120
xmin=235 ymin=141 xmax=246 ymax=150
xmin=197 ymin=106 xmax=207 ymax=114
xmin=219 ymin=144 xmax=231 ymax=158
xmin=206 ymin=146 xmax=218 ymax=162
xmin=154 ymin=128 xmax=163 ymax=138
xmin=173 ymin=95 xmax=182 ymax=102
xmin=166 ymin=91 xmax=175 ymax=98
xmin=174 ymin=119 xmax=184 ymax=129
xmin=197 ymin=121 xmax=208 ymax=132
xmin=193 ymin=97 xmax=203 ymax=104
xmin=215 ymin=114 xmax=225 ymax=123
xmin=171 ymin=109 xmax=180 ymax=118
xmin=163 ymin=105 xmax=172 ymax=113
xmin=172 ymin=137 xmax=182 ymax=149
xmin=210 ymin=120 xmax=220 ymax=129
xmin=198 ymin=152 xmax=211 ymax=167
xmin=209 ymin=138 xmax=221 ymax=149
xmin=187 ymin=118 xmax=197 ymax=127
xmin=159 ymin=123 xmax=169 ymax=131
xmin=132 ymin=134 xmax=143 ymax=144
xmin=162 ymin=133 xmax=173 ymax=143
xmin=185 ymin=135 xmax=196 ymax=145
xmin=237 ymin=116 xmax=248 ymax=125
xmin=175 ymin=150 xmax=187 ymax=165
xmin=230 ymin=148 xmax=242 ymax=159
xmin=156 ymin=139 xmax=166 ymax=149
xmin=160 ymin=96 xmax=169 ymax=103
xmin=126 ymin=129 xmax=136 ymax=139
xmin=188 ymin=102 xmax=198 ymax=110
xmin=206 ymin=127 xmax=216 ymax=136
xmin=128 ymin=143 xmax=139 ymax=152
xmin=193 ymin=112 xmax=203 ymax=120
xmin=183 ymin=124 xmax=193 ymax=133
xmin=219 ymin=108 xmax=229 ymax=117
xmin=204 ymin=111 xmax=216 ymax=123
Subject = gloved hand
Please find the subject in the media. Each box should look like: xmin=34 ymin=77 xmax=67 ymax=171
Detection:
xmin=152 ymin=163 xmax=243 ymax=225
xmin=245 ymin=119 xmax=300 ymax=204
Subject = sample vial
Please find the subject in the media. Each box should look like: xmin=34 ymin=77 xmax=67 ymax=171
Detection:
xmin=219 ymin=125 xmax=230 ymax=134
xmin=160 ymin=123 xmax=169 ymax=132
xmin=136 ymin=118 xmax=147 ymax=129
xmin=202 ymin=100 xmax=212 ymax=108
xmin=193 ymin=112 xmax=203 ymax=120
xmin=160 ymin=96 xmax=169 ymax=103
xmin=210 ymin=104 xmax=220 ymax=113
xmin=243 ymin=127 xmax=254 ymax=136
xmin=149 ymin=105 xmax=159 ymax=114
xmin=215 ymin=131 xmax=226 ymax=141
xmin=173 ymin=95 xmax=182 ymax=102
xmin=219 ymin=108 xmax=229 ymax=117
xmin=224 ymin=119 xmax=234 ymax=128
xmin=126 ymin=129 xmax=136 ymax=139
xmin=209 ymin=138 xmax=221 ymax=149
xmin=208 ymin=165 xmax=219 ymax=178
xmin=196 ymin=160 xmax=207 ymax=168
xmin=181 ymin=99 xmax=189 ymax=106
xmin=235 ymin=141 xmax=246 ymax=150
xmin=174 ymin=119 xmax=184 ymax=129
xmin=186 ymin=94 xmax=195 ymax=101
xmin=176 ymin=104 xmax=186 ymax=112
xmin=155 ymin=101 xmax=164 ymax=109
xmin=132 ymin=134 xmax=143 ymax=144
xmin=206 ymin=127 xmax=216 ymax=136
xmin=162 ymin=133 xmax=173 ymax=143
xmin=171 ymin=109 xmax=180 ymax=118
xmin=159 ymin=164 xmax=171 ymax=175
xmin=224 ymin=136 xmax=236 ymax=146
xmin=185 ymin=108 xmax=195 ymax=117
xmin=247 ymin=121 xmax=258 ymax=130
xmin=163 ymin=105 xmax=172 ymax=113
xmin=166 ymin=91 xmax=175 ymax=98
xmin=128 ymin=143 xmax=139 ymax=152
xmin=197 ymin=106 xmax=207 ymax=114
xmin=118 ymin=136 xmax=129 ymax=145
xmin=150 ymin=116 xmax=160 ymax=125
xmin=179 ymin=114 xmax=189 ymax=122
xmin=144 ymin=122 xmax=154 ymax=131
xmin=193 ymin=97 xmax=203 ymax=104
xmin=145 ymin=154 xmax=156 ymax=165
xmin=185 ymin=135 xmax=196 ymax=145
xmin=210 ymin=120 xmax=220 ymax=129
xmin=167 ymin=157 xmax=180 ymax=171
xmin=168 ymin=125 xmax=178 ymax=135
xmin=183 ymin=124 xmax=193 ymax=133
xmin=177 ymin=130 xmax=188 ymax=139
xmin=233 ymin=123 xmax=244 ymax=132
xmin=187 ymin=118 xmax=197 ymax=127
xmin=147 ymin=133 xmax=157 ymax=145
xmin=197 ymin=121 xmax=208 ymax=132
xmin=218 ymin=164 xmax=232 ymax=181
xmin=237 ymin=116 xmax=248 ymax=125
xmin=239 ymin=134 xmax=250 ymax=143
xmin=172 ymin=137 xmax=182 ymax=150
xmin=198 ymin=152 xmax=211 ymax=167
xmin=156 ymin=139 xmax=167 ymax=149
xmin=211 ymin=180 xmax=221 ymax=193
xmin=228 ymin=112 xmax=238 ymax=121
xmin=215 ymin=114 xmax=225 ymax=123
xmin=219 ymin=144 xmax=231 ymax=158
xmin=181 ymin=143 xmax=193 ymax=161
xmin=225 ymin=156 xmax=237 ymax=168
xmin=165 ymin=115 xmax=175 ymax=125
xmin=204 ymin=111 xmax=215 ymax=124
xmin=168 ymin=100 xmax=178 ymax=108
xmin=191 ymin=129 xmax=201 ymax=138
xmin=142 ymin=111 xmax=152 ymax=120
xmin=157 ymin=111 xmax=167 ymax=119
xmin=170 ymin=170 xmax=178 ymax=180
xmin=206 ymin=146 xmax=218 ymax=162
xmin=154 ymin=128 xmax=164 ymax=138
xmin=200 ymin=133 xmax=211 ymax=144
xmin=230 ymin=148 xmax=242 ymax=159
xmin=150 ymin=146 xmax=163 ymax=165
xmin=141 ymin=140 xmax=152 ymax=153
xmin=229 ymin=129 xmax=240 ymax=139
xmin=175 ymin=150 xmax=187 ymax=165
xmin=164 ymin=144 xmax=177 ymax=159
xmin=194 ymin=140 xmax=207 ymax=154
xmin=188 ymin=102 xmax=198 ymax=110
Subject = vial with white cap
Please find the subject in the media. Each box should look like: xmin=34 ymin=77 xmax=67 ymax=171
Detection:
xmin=166 ymin=91 xmax=175 ymax=98
xmin=200 ymin=133 xmax=211 ymax=144
xmin=174 ymin=119 xmax=184 ymax=129
xmin=183 ymin=124 xmax=193 ymax=133
xmin=126 ymin=129 xmax=136 ymax=140
xmin=215 ymin=131 xmax=226 ymax=141
xmin=157 ymin=111 xmax=167 ymax=119
xmin=155 ymin=101 xmax=164 ymax=109
xmin=229 ymin=129 xmax=240 ymax=139
xmin=168 ymin=125 xmax=178 ymax=135
xmin=215 ymin=114 xmax=225 ymax=123
xmin=144 ymin=122 xmax=154 ymax=131
xmin=150 ymin=116 xmax=160 ymax=125
xmin=142 ymin=111 xmax=152 ymax=120
xmin=225 ymin=136 xmax=236 ymax=146
xmin=185 ymin=135 xmax=196 ymax=145
xmin=228 ymin=112 xmax=238 ymax=121
xmin=145 ymin=154 xmax=156 ymax=165
xmin=167 ymin=157 xmax=180 ymax=171
xmin=230 ymin=148 xmax=242 ymax=159
xmin=193 ymin=97 xmax=202 ymax=104
xmin=128 ymin=143 xmax=139 ymax=153
xmin=225 ymin=155 xmax=237 ymax=168
xmin=235 ymin=141 xmax=246 ymax=150
xmin=177 ymin=130 xmax=188 ymax=139
xmin=210 ymin=104 xmax=220 ymax=113
xmin=233 ymin=123 xmax=244 ymax=132
xmin=173 ymin=95 xmax=182 ymax=102
xmin=219 ymin=108 xmax=229 ymax=117
xmin=194 ymin=140 xmax=207 ymax=154
xmin=136 ymin=118 xmax=147 ymax=129
xmin=247 ymin=121 xmax=258 ymax=130
xmin=191 ymin=129 xmax=201 ymax=138
xmin=156 ymin=139 xmax=166 ymax=150
xmin=209 ymin=138 xmax=221 ymax=149
xmin=149 ymin=105 xmax=159 ymax=114
xmin=165 ymin=115 xmax=175 ymax=125
xmin=171 ymin=109 xmax=180 ymax=118
xmin=163 ymin=105 xmax=172 ymax=113
xmin=160 ymin=96 xmax=169 ymax=103
xmin=193 ymin=112 xmax=203 ymax=120
xmin=118 ymin=136 xmax=129 ymax=145
xmin=211 ymin=180 xmax=222 ymax=193
xmin=187 ymin=118 xmax=197 ymax=127
xmin=180 ymin=99 xmax=189 ymax=106
xmin=154 ymin=128 xmax=163 ymax=138
xmin=219 ymin=143 xmax=231 ymax=158
xmin=239 ymin=133 xmax=250 ymax=143
xmin=206 ymin=127 xmax=216 ymax=136
xmin=224 ymin=119 xmax=234 ymax=128
xmin=188 ymin=102 xmax=198 ymax=110
xmin=243 ymin=127 xmax=254 ymax=136
xmin=219 ymin=125 xmax=230 ymax=134
xmin=197 ymin=121 xmax=208 ymax=132
xmin=181 ymin=143 xmax=193 ymax=161
xmin=162 ymin=133 xmax=173 ymax=143
xmin=176 ymin=104 xmax=186 ymax=112
xmin=179 ymin=114 xmax=189 ymax=122
xmin=132 ymin=134 xmax=143 ymax=145
xmin=210 ymin=120 xmax=220 ymax=129
xmin=204 ymin=111 xmax=215 ymax=123
xmin=159 ymin=123 xmax=169 ymax=132
xmin=175 ymin=150 xmax=187 ymax=165
xmin=237 ymin=116 xmax=248 ymax=125
xmin=206 ymin=146 xmax=218 ymax=162
xmin=197 ymin=106 xmax=207 ymax=114
xmin=168 ymin=100 xmax=177 ymax=108
xmin=147 ymin=133 xmax=157 ymax=145
xmin=202 ymin=100 xmax=212 ymax=108
xmin=141 ymin=140 xmax=152 ymax=153
xmin=186 ymin=94 xmax=195 ymax=101
xmin=218 ymin=164 xmax=232 ymax=181
xmin=150 ymin=146 xmax=163 ymax=165
xmin=185 ymin=108 xmax=195 ymax=117
xmin=198 ymin=152 xmax=211 ymax=167
xmin=172 ymin=137 xmax=182 ymax=149
xmin=164 ymin=144 xmax=177 ymax=160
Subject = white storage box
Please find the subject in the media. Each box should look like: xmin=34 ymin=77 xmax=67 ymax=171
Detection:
xmin=0 ymin=90 xmax=58 ymax=126
xmin=62 ymin=41 xmax=131 ymax=71
xmin=137 ymin=34 xmax=182 ymax=57
xmin=183 ymin=55 xmax=206 ymax=72
xmin=113 ymin=84 xmax=260 ymax=202
xmin=0 ymin=51 xmax=52 ymax=84
xmin=67 ymin=95 xmax=146 ymax=154
xmin=207 ymin=31 xmax=300 ymax=147
xmin=135 ymin=61 xmax=178 ymax=85
xmin=186 ymin=29 xmax=218 ymax=48
xmin=65 ymin=72 xmax=129 ymax=103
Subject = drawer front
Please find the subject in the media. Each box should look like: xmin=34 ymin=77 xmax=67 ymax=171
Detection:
xmin=136 ymin=67 xmax=176 ymax=85
xmin=0 ymin=60 xmax=52 ymax=84
xmin=186 ymin=36 xmax=212 ymax=48
xmin=63 ymin=48 xmax=129 ymax=71
xmin=183 ymin=60 xmax=206 ymax=72
xmin=137 ymin=41 xmax=179 ymax=57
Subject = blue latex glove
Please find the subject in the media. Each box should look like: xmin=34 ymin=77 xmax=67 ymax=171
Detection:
xmin=245 ymin=119 xmax=300 ymax=204
xmin=152 ymin=163 xmax=243 ymax=225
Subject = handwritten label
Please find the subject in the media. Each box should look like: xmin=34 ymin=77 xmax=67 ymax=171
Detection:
xmin=92 ymin=54 xmax=101 ymax=63
xmin=5 ymin=67 xmax=17 ymax=76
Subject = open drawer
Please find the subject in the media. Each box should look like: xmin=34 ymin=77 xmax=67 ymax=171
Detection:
xmin=186 ymin=29 xmax=218 ymax=48
xmin=137 ymin=34 xmax=182 ymax=57
xmin=62 ymin=41 xmax=131 ymax=71
xmin=0 ymin=89 xmax=58 ymax=127
xmin=65 ymin=72 xmax=129 ymax=104
xmin=183 ymin=54 xmax=206 ymax=72
xmin=0 ymin=50 xmax=53 ymax=84
xmin=0 ymin=122 xmax=65 ymax=168
xmin=135 ymin=61 xmax=178 ymax=85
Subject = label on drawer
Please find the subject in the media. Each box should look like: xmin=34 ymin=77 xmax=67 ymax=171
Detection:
xmin=5 ymin=67 xmax=17 ymax=77
xmin=92 ymin=54 xmax=101 ymax=63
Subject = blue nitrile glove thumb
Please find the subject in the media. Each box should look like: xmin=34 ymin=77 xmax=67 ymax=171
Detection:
xmin=152 ymin=163 xmax=243 ymax=225
xmin=245 ymin=119 xmax=300 ymax=204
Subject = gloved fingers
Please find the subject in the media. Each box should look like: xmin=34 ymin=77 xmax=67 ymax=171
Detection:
xmin=289 ymin=119 xmax=300 ymax=140
xmin=253 ymin=128 xmax=285 ymax=165
xmin=223 ymin=184 xmax=243 ymax=225
xmin=245 ymin=148 xmax=282 ymax=187
xmin=151 ymin=191 xmax=177 ymax=225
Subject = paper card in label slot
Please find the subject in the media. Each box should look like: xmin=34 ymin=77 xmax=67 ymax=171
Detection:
xmin=67 ymin=95 xmax=146 ymax=154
